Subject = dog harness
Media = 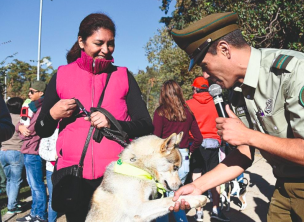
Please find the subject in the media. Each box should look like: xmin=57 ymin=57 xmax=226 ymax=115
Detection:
xmin=114 ymin=159 xmax=167 ymax=197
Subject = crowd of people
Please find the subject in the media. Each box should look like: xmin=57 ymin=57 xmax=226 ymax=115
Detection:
xmin=0 ymin=10 xmax=303 ymax=222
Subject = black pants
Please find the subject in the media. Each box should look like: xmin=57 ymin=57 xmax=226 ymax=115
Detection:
xmin=65 ymin=177 xmax=103 ymax=222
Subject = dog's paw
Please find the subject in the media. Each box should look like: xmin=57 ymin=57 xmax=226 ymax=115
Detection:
xmin=178 ymin=195 xmax=207 ymax=208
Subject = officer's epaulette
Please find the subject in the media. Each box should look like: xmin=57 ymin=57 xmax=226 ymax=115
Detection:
xmin=272 ymin=54 xmax=294 ymax=72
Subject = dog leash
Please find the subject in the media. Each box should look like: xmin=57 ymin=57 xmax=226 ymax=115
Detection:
xmin=74 ymin=99 xmax=129 ymax=147
xmin=114 ymin=159 xmax=167 ymax=197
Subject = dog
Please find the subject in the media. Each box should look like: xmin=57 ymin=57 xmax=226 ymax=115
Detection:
xmin=220 ymin=177 xmax=248 ymax=211
xmin=86 ymin=132 xmax=207 ymax=222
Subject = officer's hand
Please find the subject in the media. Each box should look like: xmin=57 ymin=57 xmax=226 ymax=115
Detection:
xmin=169 ymin=184 xmax=203 ymax=212
xmin=85 ymin=111 xmax=110 ymax=129
xmin=50 ymin=99 xmax=77 ymax=120
xmin=216 ymin=105 xmax=249 ymax=146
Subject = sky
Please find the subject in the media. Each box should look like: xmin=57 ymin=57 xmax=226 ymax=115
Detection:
xmin=0 ymin=0 xmax=174 ymax=74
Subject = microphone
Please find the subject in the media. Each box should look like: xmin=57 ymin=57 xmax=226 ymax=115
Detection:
xmin=208 ymin=84 xmax=228 ymax=118
xmin=209 ymin=84 xmax=236 ymax=149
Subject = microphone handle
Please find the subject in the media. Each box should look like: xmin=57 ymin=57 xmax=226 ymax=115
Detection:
xmin=215 ymin=102 xmax=228 ymax=118
xmin=213 ymin=95 xmax=236 ymax=150
xmin=213 ymin=95 xmax=228 ymax=118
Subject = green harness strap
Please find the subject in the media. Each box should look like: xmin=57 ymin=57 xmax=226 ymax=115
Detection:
xmin=114 ymin=159 xmax=167 ymax=198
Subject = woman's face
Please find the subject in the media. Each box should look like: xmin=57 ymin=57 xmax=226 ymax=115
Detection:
xmin=78 ymin=27 xmax=115 ymax=60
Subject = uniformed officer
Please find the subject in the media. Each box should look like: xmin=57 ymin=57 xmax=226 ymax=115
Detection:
xmin=170 ymin=12 xmax=304 ymax=221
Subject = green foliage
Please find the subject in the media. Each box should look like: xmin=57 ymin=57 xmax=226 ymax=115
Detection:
xmin=134 ymin=67 xmax=160 ymax=116
xmin=0 ymin=57 xmax=56 ymax=99
xmin=134 ymin=0 xmax=303 ymax=116
xmin=160 ymin=0 xmax=304 ymax=51
xmin=137 ymin=27 xmax=203 ymax=116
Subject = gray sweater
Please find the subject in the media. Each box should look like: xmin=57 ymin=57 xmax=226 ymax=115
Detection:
xmin=1 ymin=114 xmax=23 ymax=151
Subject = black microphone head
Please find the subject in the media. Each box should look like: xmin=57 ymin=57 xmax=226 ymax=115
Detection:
xmin=209 ymin=84 xmax=222 ymax=97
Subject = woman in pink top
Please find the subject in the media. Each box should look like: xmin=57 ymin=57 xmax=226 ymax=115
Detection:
xmin=35 ymin=13 xmax=153 ymax=222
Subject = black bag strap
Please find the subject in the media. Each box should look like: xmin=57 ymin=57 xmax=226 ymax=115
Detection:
xmin=78 ymin=126 xmax=94 ymax=167
xmin=97 ymin=69 xmax=113 ymax=107
xmin=77 ymin=67 xmax=114 ymax=167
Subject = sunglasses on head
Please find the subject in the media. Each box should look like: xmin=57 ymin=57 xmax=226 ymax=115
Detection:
xmin=29 ymin=90 xmax=40 ymax=95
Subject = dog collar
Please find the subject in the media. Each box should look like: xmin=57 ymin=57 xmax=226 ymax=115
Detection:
xmin=114 ymin=159 xmax=167 ymax=197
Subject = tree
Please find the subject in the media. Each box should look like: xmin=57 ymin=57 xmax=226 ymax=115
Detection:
xmin=135 ymin=66 xmax=160 ymax=116
xmin=142 ymin=25 xmax=210 ymax=104
xmin=0 ymin=51 xmax=18 ymax=96
xmin=0 ymin=57 xmax=56 ymax=99
xmin=160 ymin=0 xmax=304 ymax=51
xmin=135 ymin=0 xmax=304 ymax=111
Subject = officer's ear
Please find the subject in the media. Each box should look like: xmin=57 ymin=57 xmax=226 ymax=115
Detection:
xmin=218 ymin=41 xmax=231 ymax=59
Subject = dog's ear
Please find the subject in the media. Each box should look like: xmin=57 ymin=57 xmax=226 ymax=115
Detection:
xmin=161 ymin=133 xmax=178 ymax=153
xmin=176 ymin=131 xmax=184 ymax=145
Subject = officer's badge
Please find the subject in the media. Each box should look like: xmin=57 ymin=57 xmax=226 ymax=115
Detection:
xmin=300 ymin=86 xmax=304 ymax=107
xmin=264 ymin=99 xmax=273 ymax=114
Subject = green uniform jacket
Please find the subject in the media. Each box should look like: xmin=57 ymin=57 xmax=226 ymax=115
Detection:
xmin=230 ymin=47 xmax=304 ymax=179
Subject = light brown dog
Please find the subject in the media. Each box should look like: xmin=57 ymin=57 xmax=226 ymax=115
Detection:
xmin=86 ymin=132 xmax=207 ymax=222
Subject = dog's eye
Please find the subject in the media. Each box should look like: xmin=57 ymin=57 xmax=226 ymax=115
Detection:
xmin=173 ymin=165 xmax=179 ymax=171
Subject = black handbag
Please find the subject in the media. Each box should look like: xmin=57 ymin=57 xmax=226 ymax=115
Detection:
xmin=51 ymin=125 xmax=94 ymax=213
xmin=51 ymin=68 xmax=123 ymax=213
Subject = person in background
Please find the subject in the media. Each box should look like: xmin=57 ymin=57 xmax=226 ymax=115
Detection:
xmin=186 ymin=77 xmax=229 ymax=222
xmin=153 ymin=80 xmax=203 ymax=222
xmin=0 ymin=94 xmax=15 ymax=145
xmin=16 ymin=81 xmax=48 ymax=222
xmin=0 ymin=163 xmax=7 ymax=222
xmin=39 ymin=128 xmax=59 ymax=222
xmin=35 ymin=13 xmax=153 ymax=222
xmin=0 ymin=91 xmax=14 ymax=222
xmin=0 ymin=97 xmax=25 ymax=215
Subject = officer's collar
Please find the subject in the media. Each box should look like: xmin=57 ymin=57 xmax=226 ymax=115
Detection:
xmin=241 ymin=47 xmax=261 ymax=100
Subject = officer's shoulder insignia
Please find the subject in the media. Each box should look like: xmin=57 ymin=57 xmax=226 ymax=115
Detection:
xmin=272 ymin=54 xmax=294 ymax=72
xmin=300 ymin=86 xmax=304 ymax=107
xmin=264 ymin=98 xmax=273 ymax=114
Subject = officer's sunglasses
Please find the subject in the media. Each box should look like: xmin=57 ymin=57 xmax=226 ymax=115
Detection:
xmin=29 ymin=90 xmax=40 ymax=95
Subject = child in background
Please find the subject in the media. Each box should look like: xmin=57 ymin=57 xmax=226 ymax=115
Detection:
xmin=39 ymin=128 xmax=58 ymax=222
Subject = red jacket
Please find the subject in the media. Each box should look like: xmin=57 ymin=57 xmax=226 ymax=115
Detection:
xmin=186 ymin=92 xmax=221 ymax=143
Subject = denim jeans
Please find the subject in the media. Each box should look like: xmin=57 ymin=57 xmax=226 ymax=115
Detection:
xmin=24 ymin=154 xmax=47 ymax=220
xmin=156 ymin=148 xmax=190 ymax=222
xmin=46 ymin=170 xmax=57 ymax=222
xmin=0 ymin=150 xmax=24 ymax=210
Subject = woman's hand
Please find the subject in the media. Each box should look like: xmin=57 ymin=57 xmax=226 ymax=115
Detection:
xmin=19 ymin=125 xmax=31 ymax=137
xmin=50 ymin=99 xmax=77 ymax=120
xmin=84 ymin=111 xmax=110 ymax=129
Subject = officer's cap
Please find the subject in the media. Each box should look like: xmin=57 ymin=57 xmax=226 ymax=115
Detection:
xmin=171 ymin=12 xmax=239 ymax=71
